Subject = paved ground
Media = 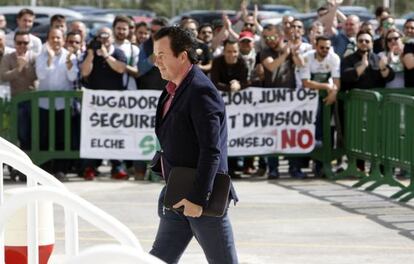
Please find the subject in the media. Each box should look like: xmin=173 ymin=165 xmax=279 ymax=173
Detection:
xmin=5 ymin=168 xmax=414 ymax=264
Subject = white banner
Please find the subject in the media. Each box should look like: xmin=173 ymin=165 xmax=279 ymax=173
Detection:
xmin=80 ymin=89 xmax=161 ymax=160
xmin=222 ymin=87 xmax=319 ymax=156
xmin=80 ymin=88 xmax=318 ymax=159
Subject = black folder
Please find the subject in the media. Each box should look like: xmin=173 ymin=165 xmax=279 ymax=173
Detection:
xmin=164 ymin=167 xmax=231 ymax=217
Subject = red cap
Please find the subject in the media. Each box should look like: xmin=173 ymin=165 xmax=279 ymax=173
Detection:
xmin=239 ymin=31 xmax=254 ymax=42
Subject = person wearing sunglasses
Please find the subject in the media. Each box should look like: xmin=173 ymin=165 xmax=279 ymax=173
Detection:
xmin=341 ymin=30 xmax=394 ymax=91
xmin=373 ymin=16 xmax=396 ymax=54
xmin=378 ymin=29 xmax=404 ymax=89
xmin=301 ymin=35 xmax=340 ymax=177
xmin=0 ymin=30 xmax=37 ymax=156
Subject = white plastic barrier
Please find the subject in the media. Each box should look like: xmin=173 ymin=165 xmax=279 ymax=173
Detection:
xmin=0 ymin=150 xmax=77 ymax=264
xmin=3 ymin=189 xmax=54 ymax=264
xmin=0 ymin=187 xmax=146 ymax=263
xmin=64 ymin=244 xmax=164 ymax=264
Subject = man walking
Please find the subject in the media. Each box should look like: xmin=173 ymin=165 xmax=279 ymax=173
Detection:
xmin=150 ymin=26 xmax=238 ymax=264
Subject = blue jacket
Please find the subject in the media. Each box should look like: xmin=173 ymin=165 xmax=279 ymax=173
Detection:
xmin=154 ymin=65 xmax=238 ymax=207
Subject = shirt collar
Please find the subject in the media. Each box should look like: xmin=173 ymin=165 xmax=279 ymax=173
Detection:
xmin=165 ymin=64 xmax=193 ymax=96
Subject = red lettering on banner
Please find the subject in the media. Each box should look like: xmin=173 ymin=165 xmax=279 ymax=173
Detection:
xmin=297 ymin=129 xmax=313 ymax=149
xmin=281 ymin=129 xmax=296 ymax=149
xmin=281 ymin=129 xmax=314 ymax=149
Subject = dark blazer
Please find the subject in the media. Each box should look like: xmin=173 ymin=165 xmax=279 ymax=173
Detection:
xmin=153 ymin=65 xmax=238 ymax=207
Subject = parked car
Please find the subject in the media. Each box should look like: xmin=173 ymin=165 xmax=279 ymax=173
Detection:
xmin=170 ymin=10 xmax=237 ymax=26
xmin=248 ymin=4 xmax=298 ymax=15
xmin=401 ymin=12 xmax=414 ymax=20
xmin=0 ymin=6 xmax=83 ymax=30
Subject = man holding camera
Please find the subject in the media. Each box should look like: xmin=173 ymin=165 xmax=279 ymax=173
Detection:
xmin=80 ymin=26 xmax=128 ymax=180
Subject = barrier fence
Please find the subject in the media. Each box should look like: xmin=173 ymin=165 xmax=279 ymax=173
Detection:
xmin=2 ymin=89 xmax=414 ymax=201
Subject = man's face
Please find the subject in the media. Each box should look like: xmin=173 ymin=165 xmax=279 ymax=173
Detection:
xmin=198 ymin=26 xmax=213 ymax=43
xmin=154 ymin=36 xmax=182 ymax=81
xmin=404 ymin=21 xmax=414 ymax=38
xmin=344 ymin=17 xmax=360 ymax=38
xmin=114 ymin=21 xmax=129 ymax=42
xmin=70 ymin=22 xmax=87 ymax=42
xmin=135 ymin=25 xmax=150 ymax=44
xmin=282 ymin=15 xmax=294 ymax=36
xmin=0 ymin=15 xmax=6 ymax=29
xmin=17 ymin=14 xmax=34 ymax=31
xmin=52 ymin=20 xmax=67 ymax=35
xmin=239 ymin=39 xmax=253 ymax=55
xmin=15 ymin=34 xmax=30 ymax=55
xmin=356 ymin=33 xmax=373 ymax=53
xmin=65 ymin=34 xmax=81 ymax=52
xmin=223 ymin=42 xmax=239 ymax=65
xmin=262 ymin=28 xmax=280 ymax=50
xmin=48 ymin=29 xmax=64 ymax=52
xmin=242 ymin=16 xmax=256 ymax=33
xmin=316 ymin=40 xmax=331 ymax=58
xmin=290 ymin=20 xmax=304 ymax=40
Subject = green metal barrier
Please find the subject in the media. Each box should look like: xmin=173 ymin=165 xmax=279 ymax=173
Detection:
xmin=379 ymin=94 xmax=414 ymax=202
xmin=0 ymin=97 xmax=11 ymax=140
xmin=333 ymin=90 xmax=383 ymax=184
xmin=309 ymin=90 xmax=344 ymax=179
xmin=9 ymin=90 xmax=82 ymax=165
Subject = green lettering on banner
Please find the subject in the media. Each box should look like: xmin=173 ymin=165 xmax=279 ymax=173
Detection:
xmin=139 ymin=135 xmax=160 ymax=155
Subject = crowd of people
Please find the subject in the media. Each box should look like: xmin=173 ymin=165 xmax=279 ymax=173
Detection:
xmin=1 ymin=1 xmax=413 ymax=182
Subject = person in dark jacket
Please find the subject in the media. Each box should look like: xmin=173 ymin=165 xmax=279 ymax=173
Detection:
xmin=341 ymin=31 xmax=394 ymax=91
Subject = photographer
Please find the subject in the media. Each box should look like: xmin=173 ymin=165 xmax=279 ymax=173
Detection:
xmin=81 ymin=27 xmax=126 ymax=90
xmin=80 ymin=26 xmax=128 ymax=180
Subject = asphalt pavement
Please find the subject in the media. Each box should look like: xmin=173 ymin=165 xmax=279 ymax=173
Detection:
xmin=5 ymin=168 xmax=414 ymax=264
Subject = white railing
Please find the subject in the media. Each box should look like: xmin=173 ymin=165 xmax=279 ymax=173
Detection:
xmin=0 ymin=137 xmax=162 ymax=263
xmin=0 ymin=136 xmax=80 ymax=259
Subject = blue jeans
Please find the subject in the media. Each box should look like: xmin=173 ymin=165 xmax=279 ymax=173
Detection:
xmin=150 ymin=187 xmax=238 ymax=264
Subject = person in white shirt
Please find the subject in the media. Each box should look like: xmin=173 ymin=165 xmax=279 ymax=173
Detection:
xmin=113 ymin=15 xmax=139 ymax=90
xmin=35 ymin=28 xmax=79 ymax=181
xmin=301 ymin=35 xmax=340 ymax=177
xmin=6 ymin=8 xmax=42 ymax=54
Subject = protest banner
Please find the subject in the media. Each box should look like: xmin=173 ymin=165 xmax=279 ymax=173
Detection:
xmin=80 ymin=89 xmax=161 ymax=160
xmin=222 ymin=87 xmax=319 ymax=156
xmin=80 ymin=88 xmax=318 ymax=159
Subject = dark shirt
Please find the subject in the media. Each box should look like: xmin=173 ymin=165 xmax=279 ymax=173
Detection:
xmin=341 ymin=51 xmax=395 ymax=91
xmin=86 ymin=48 xmax=127 ymax=90
xmin=403 ymin=43 xmax=414 ymax=87
xmin=196 ymin=41 xmax=212 ymax=66
xmin=373 ymin=37 xmax=385 ymax=54
xmin=331 ymin=32 xmax=354 ymax=58
xmin=260 ymin=47 xmax=296 ymax=88
xmin=210 ymin=55 xmax=248 ymax=92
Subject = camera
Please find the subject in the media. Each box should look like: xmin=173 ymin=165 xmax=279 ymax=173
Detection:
xmin=87 ymin=38 xmax=102 ymax=51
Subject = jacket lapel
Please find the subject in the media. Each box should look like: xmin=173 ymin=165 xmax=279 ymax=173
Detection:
xmin=158 ymin=66 xmax=196 ymax=124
